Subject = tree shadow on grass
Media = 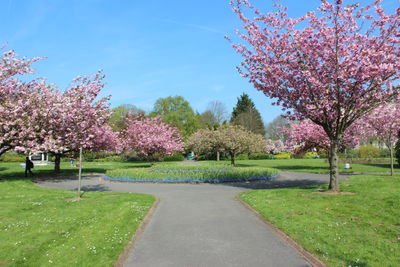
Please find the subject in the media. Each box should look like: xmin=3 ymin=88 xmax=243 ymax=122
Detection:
xmin=220 ymin=178 xmax=326 ymax=190
xmin=0 ymin=164 xmax=152 ymax=181
xmin=235 ymin=163 xmax=329 ymax=172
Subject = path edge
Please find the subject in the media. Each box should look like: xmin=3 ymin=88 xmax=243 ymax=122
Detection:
xmin=236 ymin=195 xmax=326 ymax=267
xmin=114 ymin=196 xmax=160 ymax=267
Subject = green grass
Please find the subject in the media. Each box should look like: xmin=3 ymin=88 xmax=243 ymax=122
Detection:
xmin=0 ymin=161 xmax=151 ymax=180
xmin=234 ymin=158 xmax=399 ymax=174
xmin=0 ymin=179 xmax=155 ymax=266
xmin=1 ymin=159 xmax=397 ymax=180
xmin=240 ymin=174 xmax=400 ymax=266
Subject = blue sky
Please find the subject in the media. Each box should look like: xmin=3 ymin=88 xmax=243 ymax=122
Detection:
xmin=1 ymin=0 xmax=398 ymax=123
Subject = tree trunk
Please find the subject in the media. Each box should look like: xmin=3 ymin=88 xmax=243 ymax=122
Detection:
xmin=390 ymin=147 xmax=394 ymax=176
xmin=54 ymin=154 xmax=62 ymax=173
xmin=216 ymin=151 xmax=220 ymax=161
xmin=230 ymin=153 xmax=236 ymax=166
xmin=328 ymin=140 xmax=340 ymax=192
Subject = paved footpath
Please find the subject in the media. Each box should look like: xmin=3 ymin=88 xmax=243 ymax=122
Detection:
xmin=39 ymin=172 xmax=342 ymax=267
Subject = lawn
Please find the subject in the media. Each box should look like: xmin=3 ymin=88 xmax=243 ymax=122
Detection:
xmin=236 ymin=158 xmax=399 ymax=174
xmin=0 ymin=163 xmax=155 ymax=266
xmin=0 ymin=161 xmax=151 ymax=180
xmin=1 ymin=159 xmax=397 ymax=180
xmin=240 ymin=174 xmax=400 ymax=266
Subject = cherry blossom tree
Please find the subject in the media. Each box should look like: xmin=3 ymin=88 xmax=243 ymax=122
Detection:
xmin=124 ymin=115 xmax=184 ymax=160
xmin=89 ymin=125 xmax=121 ymax=153
xmin=359 ymin=104 xmax=400 ymax=175
xmin=0 ymin=49 xmax=45 ymax=156
xmin=265 ymin=139 xmax=285 ymax=154
xmin=282 ymin=120 xmax=359 ymax=155
xmin=24 ymin=71 xmax=111 ymax=172
xmin=187 ymin=125 xmax=265 ymax=166
xmin=230 ymin=0 xmax=399 ymax=191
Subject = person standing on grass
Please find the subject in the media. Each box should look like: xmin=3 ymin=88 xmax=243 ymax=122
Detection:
xmin=25 ymin=157 xmax=34 ymax=177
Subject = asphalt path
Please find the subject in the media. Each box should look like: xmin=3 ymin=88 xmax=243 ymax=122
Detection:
xmin=38 ymin=172 xmax=343 ymax=267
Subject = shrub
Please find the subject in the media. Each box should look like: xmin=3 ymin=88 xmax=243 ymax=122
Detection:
xmin=0 ymin=152 xmax=25 ymax=162
xmin=94 ymin=156 xmax=123 ymax=162
xmin=275 ymin=152 xmax=293 ymax=159
xmin=318 ymin=149 xmax=329 ymax=158
xmin=236 ymin=154 xmax=249 ymax=160
xmin=163 ymin=155 xmax=185 ymax=161
xmin=303 ymin=152 xmax=319 ymax=159
xmin=379 ymin=148 xmax=391 ymax=158
xmin=356 ymin=145 xmax=380 ymax=159
xmin=249 ymin=153 xmax=274 ymax=160
xmin=83 ymin=152 xmax=116 ymax=162
xmin=122 ymin=152 xmax=144 ymax=162
xmin=396 ymin=140 xmax=400 ymax=166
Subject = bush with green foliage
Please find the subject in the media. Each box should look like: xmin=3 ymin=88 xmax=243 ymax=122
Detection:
xmin=0 ymin=152 xmax=26 ymax=162
xmin=303 ymin=151 xmax=319 ymax=159
xmin=249 ymin=153 xmax=274 ymax=160
xmin=395 ymin=140 xmax=400 ymax=166
xmin=163 ymin=154 xmax=185 ymax=161
xmin=235 ymin=154 xmax=249 ymax=160
xmin=275 ymin=152 xmax=293 ymax=159
xmin=356 ymin=145 xmax=380 ymax=159
xmin=94 ymin=156 xmax=123 ymax=162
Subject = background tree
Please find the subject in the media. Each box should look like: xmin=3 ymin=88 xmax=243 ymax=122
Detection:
xmin=108 ymin=104 xmax=144 ymax=132
xmin=265 ymin=115 xmax=289 ymax=141
xmin=151 ymin=96 xmax=202 ymax=138
xmin=359 ymin=104 xmax=400 ymax=175
xmin=231 ymin=93 xmax=265 ymax=135
xmin=206 ymin=100 xmax=229 ymax=125
xmin=265 ymin=139 xmax=285 ymax=154
xmin=199 ymin=110 xmax=218 ymax=129
xmin=230 ymin=0 xmax=399 ymax=191
xmin=187 ymin=125 xmax=264 ymax=166
xmin=123 ymin=115 xmax=183 ymax=160
xmin=186 ymin=128 xmax=220 ymax=158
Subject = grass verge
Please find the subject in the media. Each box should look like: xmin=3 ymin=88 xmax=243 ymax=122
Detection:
xmin=239 ymin=174 xmax=400 ymax=266
xmin=0 ymin=179 xmax=155 ymax=267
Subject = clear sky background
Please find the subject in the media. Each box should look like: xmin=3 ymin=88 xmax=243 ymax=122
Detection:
xmin=1 ymin=0 xmax=398 ymax=123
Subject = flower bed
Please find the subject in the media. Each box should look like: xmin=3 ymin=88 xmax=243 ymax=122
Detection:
xmin=104 ymin=167 xmax=279 ymax=183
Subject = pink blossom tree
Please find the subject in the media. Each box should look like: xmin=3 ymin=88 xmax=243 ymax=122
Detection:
xmin=282 ymin=120 xmax=359 ymax=155
xmin=25 ymin=71 xmax=111 ymax=172
xmin=265 ymin=139 xmax=285 ymax=154
xmin=359 ymin=104 xmax=400 ymax=175
xmin=124 ymin=115 xmax=184 ymax=160
xmin=230 ymin=0 xmax=399 ymax=191
xmin=0 ymin=49 xmax=45 ymax=155
xmin=89 ymin=125 xmax=121 ymax=153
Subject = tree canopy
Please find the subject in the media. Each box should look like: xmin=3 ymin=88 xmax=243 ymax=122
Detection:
xmin=230 ymin=0 xmax=400 ymax=191
xmin=151 ymin=96 xmax=202 ymax=138
xmin=231 ymin=93 xmax=265 ymax=135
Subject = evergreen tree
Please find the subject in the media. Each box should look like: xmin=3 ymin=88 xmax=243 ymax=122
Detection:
xmin=231 ymin=93 xmax=265 ymax=135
